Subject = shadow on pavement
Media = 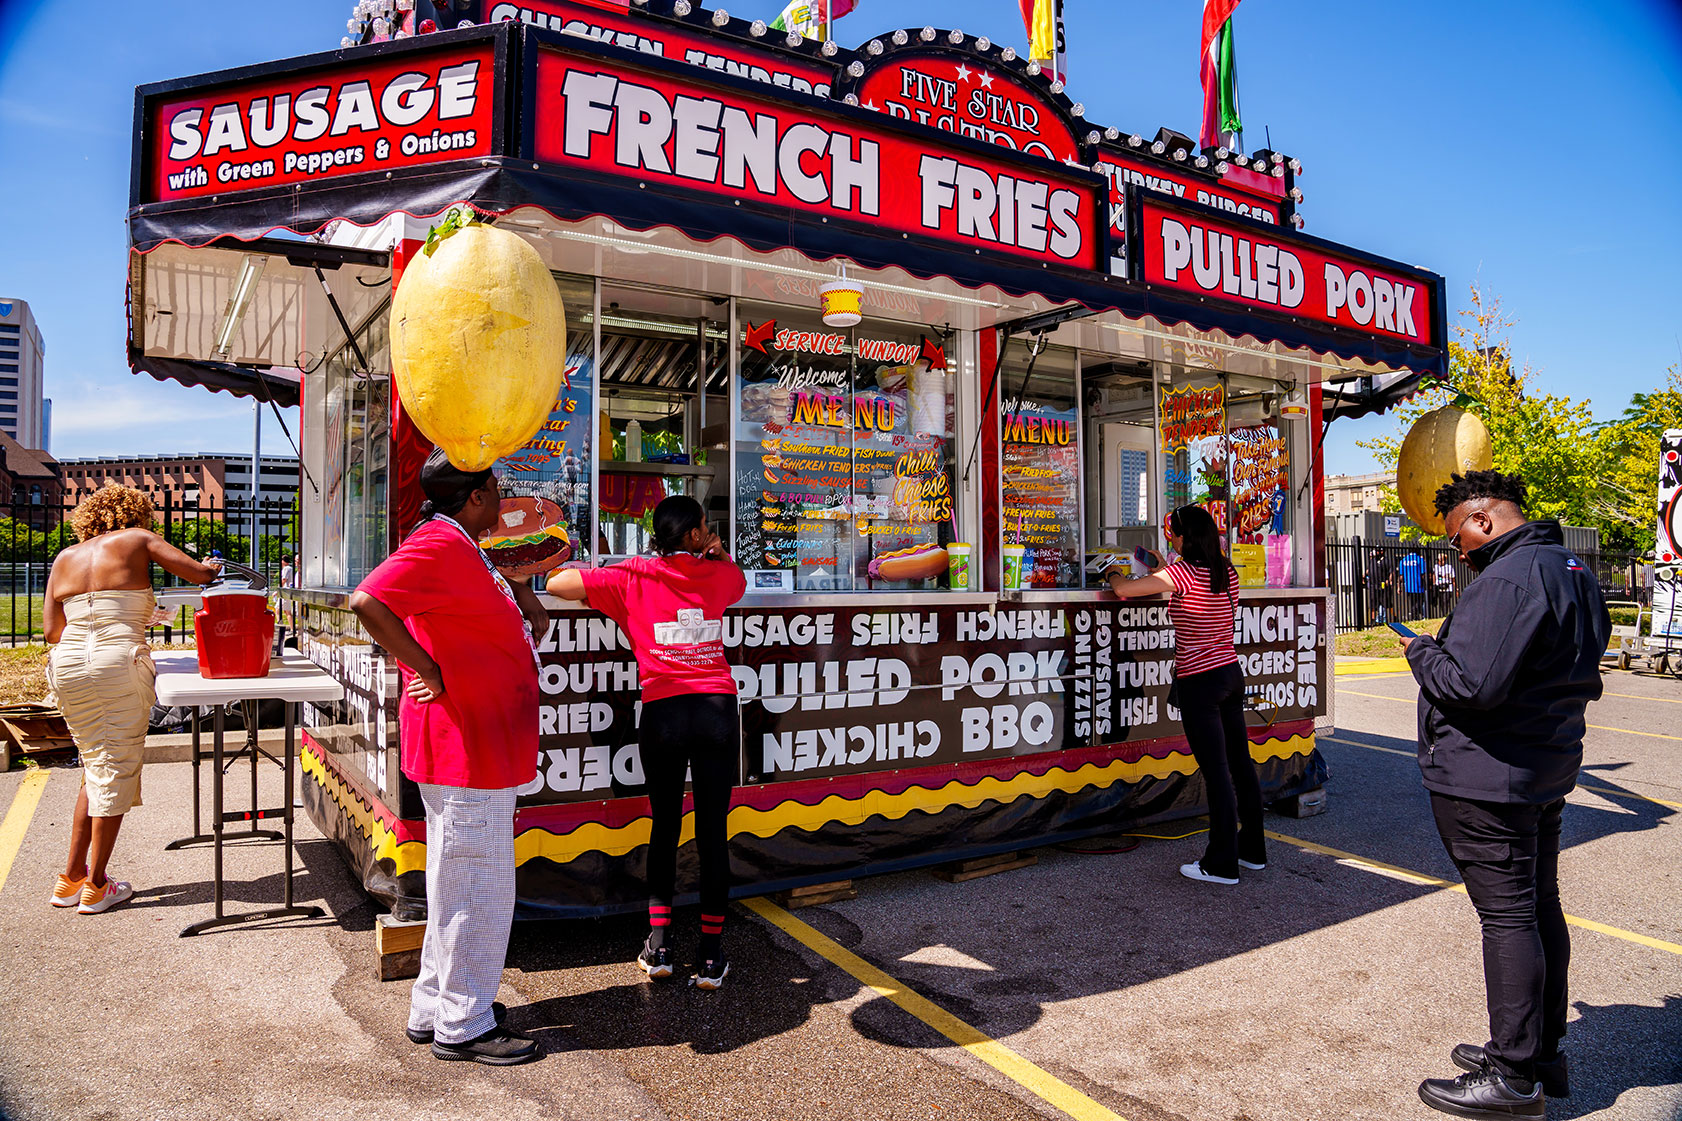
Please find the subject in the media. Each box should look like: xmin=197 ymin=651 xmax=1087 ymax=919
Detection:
xmin=1551 ymin=993 xmax=1682 ymax=1119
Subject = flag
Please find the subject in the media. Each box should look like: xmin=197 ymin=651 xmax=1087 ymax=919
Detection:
xmin=1200 ymin=0 xmax=1242 ymax=149
xmin=1018 ymin=0 xmax=1066 ymax=83
xmin=771 ymin=0 xmax=856 ymax=39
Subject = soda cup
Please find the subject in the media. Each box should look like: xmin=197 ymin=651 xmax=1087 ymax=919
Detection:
xmin=1003 ymin=543 xmax=1026 ymax=590
xmin=947 ymin=542 xmax=972 ymax=590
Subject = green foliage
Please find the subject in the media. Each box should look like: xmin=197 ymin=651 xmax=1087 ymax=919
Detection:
xmin=1358 ymin=285 xmax=1630 ymax=544
xmin=1590 ymin=364 xmax=1682 ymax=553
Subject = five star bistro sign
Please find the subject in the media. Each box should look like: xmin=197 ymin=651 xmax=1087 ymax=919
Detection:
xmin=532 ymin=43 xmax=1105 ymax=271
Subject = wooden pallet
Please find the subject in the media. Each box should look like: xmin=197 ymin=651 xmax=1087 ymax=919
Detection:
xmin=0 ymin=706 xmax=75 ymax=770
xmin=774 ymin=880 xmax=858 ymax=909
xmin=932 ymin=851 xmax=1038 ymax=883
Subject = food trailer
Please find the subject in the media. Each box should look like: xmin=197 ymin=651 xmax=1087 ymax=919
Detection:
xmin=125 ymin=0 xmax=1446 ymax=919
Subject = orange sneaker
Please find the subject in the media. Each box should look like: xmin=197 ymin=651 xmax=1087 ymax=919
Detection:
xmin=78 ymin=878 xmax=134 ymax=914
xmin=51 ymin=873 xmax=87 ymax=908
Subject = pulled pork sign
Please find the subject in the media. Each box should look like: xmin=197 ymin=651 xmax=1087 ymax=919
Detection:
xmin=143 ymin=40 xmax=498 ymax=202
xmin=1137 ymin=197 xmax=1436 ymax=346
xmin=532 ymin=46 xmax=1104 ymax=270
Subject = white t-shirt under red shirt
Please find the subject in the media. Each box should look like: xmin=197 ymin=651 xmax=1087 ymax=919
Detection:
xmin=1164 ymin=560 xmax=1241 ymax=677
xmin=580 ymin=554 xmax=747 ymax=703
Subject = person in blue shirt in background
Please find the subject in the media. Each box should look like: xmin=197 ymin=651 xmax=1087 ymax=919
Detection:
xmin=1399 ymin=549 xmax=1428 ymax=619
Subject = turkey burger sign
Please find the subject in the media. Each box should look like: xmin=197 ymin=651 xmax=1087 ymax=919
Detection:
xmin=532 ymin=46 xmax=1103 ymax=270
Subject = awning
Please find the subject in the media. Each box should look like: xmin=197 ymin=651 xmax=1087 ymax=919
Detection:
xmin=127 ymin=236 xmax=391 ymax=408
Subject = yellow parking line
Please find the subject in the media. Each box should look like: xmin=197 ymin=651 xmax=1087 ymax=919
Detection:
xmin=1342 ymin=688 xmax=1682 ymax=744
xmin=1267 ymin=829 xmax=1682 ymax=956
xmin=743 ymin=896 xmax=1130 ymax=1121
xmin=1319 ymin=735 xmax=1682 ymax=809
xmin=1599 ymin=691 xmax=1682 ymax=706
xmin=1335 ymin=658 xmax=1411 ymax=676
xmin=0 ymin=769 xmax=50 ymax=896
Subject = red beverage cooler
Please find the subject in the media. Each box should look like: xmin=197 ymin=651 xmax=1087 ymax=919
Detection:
xmin=194 ymin=585 xmax=275 ymax=679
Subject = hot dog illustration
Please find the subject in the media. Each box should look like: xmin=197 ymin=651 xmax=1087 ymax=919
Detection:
xmin=867 ymin=542 xmax=949 ymax=582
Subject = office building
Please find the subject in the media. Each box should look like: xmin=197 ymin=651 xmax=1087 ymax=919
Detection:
xmin=58 ymin=453 xmax=299 ymax=506
xmin=0 ymin=298 xmax=47 ymax=449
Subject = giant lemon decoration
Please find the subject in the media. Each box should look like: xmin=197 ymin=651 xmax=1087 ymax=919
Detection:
xmin=1397 ymin=403 xmax=1493 ymax=535
xmin=391 ymin=207 xmax=565 ymax=471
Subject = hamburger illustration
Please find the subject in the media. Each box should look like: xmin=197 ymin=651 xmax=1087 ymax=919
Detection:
xmin=480 ymin=495 xmax=573 ymax=576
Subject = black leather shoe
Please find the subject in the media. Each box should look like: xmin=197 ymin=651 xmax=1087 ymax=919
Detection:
xmin=1418 ymin=1069 xmax=1543 ymax=1118
xmin=407 ymin=1002 xmax=508 ymax=1046
xmin=431 ymin=1025 xmax=538 ymax=1066
xmin=1452 ymin=1043 xmax=1569 ymax=1098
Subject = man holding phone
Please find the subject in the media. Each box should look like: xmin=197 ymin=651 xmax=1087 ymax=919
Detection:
xmin=1399 ymin=471 xmax=1609 ymax=1119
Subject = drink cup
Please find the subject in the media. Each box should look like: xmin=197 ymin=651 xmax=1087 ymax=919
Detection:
xmin=947 ymin=542 xmax=972 ymax=590
xmin=1003 ymin=543 xmax=1026 ymax=590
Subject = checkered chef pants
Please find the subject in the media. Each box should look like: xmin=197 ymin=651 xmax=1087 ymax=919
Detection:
xmin=407 ymin=784 xmax=518 ymax=1045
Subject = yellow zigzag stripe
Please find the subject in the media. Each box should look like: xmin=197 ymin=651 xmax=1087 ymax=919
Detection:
xmin=511 ymin=734 xmax=1315 ymax=867
xmin=301 ymin=746 xmax=428 ymax=877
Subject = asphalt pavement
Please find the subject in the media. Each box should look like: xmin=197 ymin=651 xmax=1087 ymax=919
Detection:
xmin=0 ymin=663 xmax=1677 ymax=1121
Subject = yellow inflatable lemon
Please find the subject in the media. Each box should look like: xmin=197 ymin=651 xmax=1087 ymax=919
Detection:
xmin=391 ymin=213 xmax=565 ymax=471
xmin=1397 ymin=404 xmax=1493 ymax=535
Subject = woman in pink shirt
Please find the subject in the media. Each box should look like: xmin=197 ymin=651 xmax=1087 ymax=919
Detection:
xmin=1103 ymin=505 xmax=1264 ymax=886
xmin=352 ymin=449 xmax=545 ymax=1065
xmin=548 ymin=495 xmax=746 ymax=990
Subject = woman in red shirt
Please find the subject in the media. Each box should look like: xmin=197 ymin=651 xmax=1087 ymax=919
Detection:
xmin=548 ymin=495 xmax=746 ymax=990
xmin=352 ymin=449 xmax=546 ymax=1064
xmin=1105 ymin=504 xmax=1265 ymax=885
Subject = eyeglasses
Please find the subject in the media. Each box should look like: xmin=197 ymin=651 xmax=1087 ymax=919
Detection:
xmin=1448 ymin=512 xmax=1481 ymax=550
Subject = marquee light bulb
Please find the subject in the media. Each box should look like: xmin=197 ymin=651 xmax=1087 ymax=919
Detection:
xmin=749 ymin=18 xmax=766 ymax=35
xmin=892 ymin=29 xmax=909 ymax=45
xmin=1150 ymin=140 xmax=1165 ymax=154
xmin=847 ymin=60 xmax=864 ymax=77
xmin=1085 ymin=130 xmax=1100 ymax=145
xmin=673 ymin=0 xmax=691 ymax=14
xmin=1128 ymin=134 xmax=1142 ymax=147
xmin=1194 ymin=155 xmax=1209 ymax=168
xmin=975 ymin=36 xmax=991 ymax=51
xmin=1026 ymin=59 xmax=1041 ymax=75
xmin=867 ymin=38 xmax=883 ymax=54
xmin=1000 ymin=46 xmax=1016 ymax=60
xmin=786 ymin=31 xmax=802 ymax=46
xmin=821 ymin=39 xmax=838 ymax=55
xmin=920 ymin=26 xmax=936 ymax=41
xmin=711 ymin=9 xmax=729 ymax=26
xmin=948 ymin=29 xmax=964 ymax=44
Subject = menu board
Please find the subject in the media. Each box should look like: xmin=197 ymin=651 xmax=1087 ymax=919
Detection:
xmin=1002 ymin=398 xmax=1082 ymax=587
xmin=489 ymin=331 xmax=595 ymax=574
xmin=1229 ymin=422 xmax=1291 ymax=587
xmin=1159 ymin=383 xmax=1227 ymax=534
xmin=734 ymin=312 xmax=956 ymax=592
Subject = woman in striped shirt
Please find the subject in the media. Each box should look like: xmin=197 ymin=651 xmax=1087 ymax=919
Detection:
xmin=1105 ymin=504 xmax=1265 ymax=884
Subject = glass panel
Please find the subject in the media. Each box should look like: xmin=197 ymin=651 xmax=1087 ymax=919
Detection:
xmin=1225 ymin=375 xmax=1294 ymax=587
xmin=344 ymin=310 xmax=391 ymax=584
xmin=734 ymin=300 xmax=958 ymax=593
xmin=1000 ymin=342 xmax=1080 ymax=589
xmin=595 ymin=285 xmax=727 ymax=562
xmin=1081 ymin=355 xmax=1157 ymax=585
xmin=318 ymin=343 xmax=350 ymax=587
xmin=490 ymin=274 xmax=597 ymax=580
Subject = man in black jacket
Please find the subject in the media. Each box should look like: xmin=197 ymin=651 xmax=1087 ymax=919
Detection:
xmin=1401 ymin=471 xmax=1609 ymax=1119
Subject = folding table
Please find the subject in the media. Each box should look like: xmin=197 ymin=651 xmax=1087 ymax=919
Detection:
xmin=152 ymin=652 xmax=344 ymax=937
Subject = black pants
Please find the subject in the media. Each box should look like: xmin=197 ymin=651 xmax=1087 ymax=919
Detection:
xmin=640 ymin=693 xmax=739 ymax=916
xmin=1179 ymin=662 xmax=1265 ymax=877
xmin=1430 ymin=793 xmax=1569 ymax=1083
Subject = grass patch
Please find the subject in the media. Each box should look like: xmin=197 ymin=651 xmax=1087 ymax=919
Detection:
xmin=0 ymin=595 xmax=46 ymax=639
xmin=1336 ymin=618 xmax=1445 ymax=658
xmin=0 ymin=645 xmax=49 ymax=707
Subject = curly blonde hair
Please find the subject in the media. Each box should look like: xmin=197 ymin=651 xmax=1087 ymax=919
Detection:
xmin=70 ymin=484 xmax=156 ymax=542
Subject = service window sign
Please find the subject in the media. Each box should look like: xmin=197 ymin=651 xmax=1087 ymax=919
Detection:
xmin=489 ymin=0 xmax=833 ymax=96
xmin=144 ymin=42 xmax=497 ymax=203
xmin=1138 ymin=198 xmax=1435 ymax=346
xmin=853 ymin=51 xmax=1079 ymax=164
xmin=532 ymin=46 xmax=1104 ymax=270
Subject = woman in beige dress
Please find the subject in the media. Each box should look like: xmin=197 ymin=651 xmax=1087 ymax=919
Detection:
xmin=44 ymin=485 xmax=221 ymax=914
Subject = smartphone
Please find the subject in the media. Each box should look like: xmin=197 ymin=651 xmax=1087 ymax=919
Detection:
xmin=1387 ymin=622 xmax=1418 ymax=638
xmin=1133 ymin=545 xmax=1158 ymax=568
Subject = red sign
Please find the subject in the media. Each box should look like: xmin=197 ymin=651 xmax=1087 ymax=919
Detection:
xmin=1101 ymin=152 xmax=1281 ymax=237
xmin=1139 ymin=199 xmax=1434 ymax=346
xmin=533 ymin=47 xmax=1103 ymax=270
xmin=146 ymin=42 xmax=496 ymax=202
xmin=854 ymin=52 xmax=1078 ymax=164
xmin=485 ymin=0 xmax=833 ymax=97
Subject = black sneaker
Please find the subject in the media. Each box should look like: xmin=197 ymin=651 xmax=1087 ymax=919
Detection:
xmin=1452 ymin=1043 xmax=1569 ymax=1099
xmin=690 ymin=958 xmax=731 ymax=991
xmin=431 ymin=1025 xmax=538 ymax=1066
xmin=1418 ymin=1068 xmax=1543 ymax=1119
xmin=406 ymin=1001 xmax=507 ymax=1045
xmin=637 ymin=939 xmax=675 ymax=981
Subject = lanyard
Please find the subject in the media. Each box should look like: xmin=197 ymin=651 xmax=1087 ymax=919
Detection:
xmin=432 ymin=514 xmax=541 ymax=667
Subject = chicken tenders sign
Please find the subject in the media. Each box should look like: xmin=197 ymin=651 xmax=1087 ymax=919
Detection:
xmin=1139 ymin=198 xmax=1436 ymax=346
xmin=532 ymin=47 xmax=1103 ymax=270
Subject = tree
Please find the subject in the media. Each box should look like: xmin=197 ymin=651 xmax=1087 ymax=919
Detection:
xmin=1591 ymin=364 xmax=1682 ymax=553
xmin=1358 ymin=285 xmax=1604 ymax=537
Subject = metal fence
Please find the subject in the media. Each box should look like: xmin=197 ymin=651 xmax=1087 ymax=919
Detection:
xmin=0 ymin=495 xmax=299 ymax=644
xmin=1328 ymin=538 xmax=1641 ymax=633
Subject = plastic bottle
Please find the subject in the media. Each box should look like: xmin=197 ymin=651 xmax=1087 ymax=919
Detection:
xmin=625 ymin=418 xmax=642 ymax=463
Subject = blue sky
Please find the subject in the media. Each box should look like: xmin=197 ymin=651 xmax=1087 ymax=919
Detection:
xmin=1 ymin=0 xmax=1679 ymax=472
